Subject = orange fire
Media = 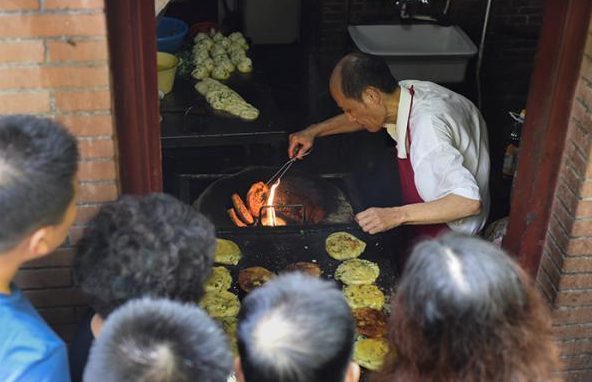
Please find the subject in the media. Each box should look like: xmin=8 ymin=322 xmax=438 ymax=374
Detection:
xmin=264 ymin=179 xmax=282 ymax=226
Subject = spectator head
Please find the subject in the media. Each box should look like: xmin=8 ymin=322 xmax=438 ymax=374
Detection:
xmin=0 ymin=115 xmax=78 ymax=258
xmin=84 ymin=297 xmax=232 ymax=382
xmin=73 ymin=193 xmax=216 ymax=318
xmin=236 ymin=273 xmax=360 ymax=382
xmin=374 ymin=233 xmax=560 ymax=382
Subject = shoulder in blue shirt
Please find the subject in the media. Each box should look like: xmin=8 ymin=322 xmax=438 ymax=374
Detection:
xmin=0 ymin=285 xmax=71 ymax=382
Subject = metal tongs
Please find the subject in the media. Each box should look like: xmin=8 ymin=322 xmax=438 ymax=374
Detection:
xmin=265 ymin=146 xmax=311 ymax=186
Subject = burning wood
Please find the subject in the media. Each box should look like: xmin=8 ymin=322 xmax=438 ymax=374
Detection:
xmin=260 ymin=215 xmax=287 ymax=226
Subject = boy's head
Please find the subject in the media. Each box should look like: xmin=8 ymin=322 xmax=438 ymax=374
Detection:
xmin=0 ymin=116 xmax=78 ymax=259
xmin=84 ymin=297 xmax=232 ymax=382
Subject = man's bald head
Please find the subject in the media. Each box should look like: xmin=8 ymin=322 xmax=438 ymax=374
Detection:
xmin=331 ymin=52 xmax=398 ymax=101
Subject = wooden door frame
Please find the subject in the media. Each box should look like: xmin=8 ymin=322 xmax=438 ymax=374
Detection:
xmin=105 ymin=0 xmax=162 ymax=194
xmin=503 ymin=0 xmax=591 ymax=276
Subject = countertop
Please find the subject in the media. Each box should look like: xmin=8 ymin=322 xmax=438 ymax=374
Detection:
xmin=159 ymin=58 xmax=287 ymax=149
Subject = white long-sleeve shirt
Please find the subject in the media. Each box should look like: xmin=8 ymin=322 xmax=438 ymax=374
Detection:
xmin=385 ymin=80 xmax=490 ymax=234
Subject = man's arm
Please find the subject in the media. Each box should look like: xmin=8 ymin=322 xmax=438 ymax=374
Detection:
xmin=355 ymin=194 xmax=481 ymax=235
xmin=288 ymin=114 xmax=365 ymax=158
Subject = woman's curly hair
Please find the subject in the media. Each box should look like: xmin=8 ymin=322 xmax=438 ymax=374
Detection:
xmin=372 ymin=233 xmax=561 ymax=382
xmin=73 ymin=193 xmax=216 ymax=318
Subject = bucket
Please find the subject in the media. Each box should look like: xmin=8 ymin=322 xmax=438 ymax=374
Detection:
xmin=157 ymin=52 xmax=179 ymax=95
xmin=156 ymin=17 xmax=188 ymax=53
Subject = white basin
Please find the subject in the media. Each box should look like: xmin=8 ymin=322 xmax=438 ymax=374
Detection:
xmin=348 ymin=24 xmax=478 ymax=83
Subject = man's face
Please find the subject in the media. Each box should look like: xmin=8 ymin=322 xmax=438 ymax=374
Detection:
xmin=329 ymin=71 xmax=386 ymax=133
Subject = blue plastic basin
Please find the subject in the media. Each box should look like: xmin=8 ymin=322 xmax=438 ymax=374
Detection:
xmin=157 ymin=17 xmax=188 ymax=53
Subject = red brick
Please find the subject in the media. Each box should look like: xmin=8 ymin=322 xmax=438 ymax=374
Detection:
xmin=21 ymin=247 xmax=75 ymax=268
xmin=582 ymin=181 xmax=592 ymax=198
xmin=540 ymin=251 xmax=562 ymax=292
xmin=558 ymin=338 xmax=592 ymax=356
xmin=47 ymin=39 xmax=108 ymax=62
xmin=566 ymin=237 xmax=592 ymax=255
xmin=559 ymin=273 xmax=592 ymax=289
xmin=56 ymin=114 xmax=113 ymax=136
xmin=14 ymin=268 xmax=71 ymax=289
xmin=536 ymin=265 xmax=558 ymax=304
xmin=0 ymin=0 xmax=39 ymax=10
xmin=37 ymin=307 xmax=77 ymax=325
xmin=563 ymin=168 xmax=585 ymax=202
xmin=561 ymin=354 xmax=592 ymax=370
xmin=546 ymin=218 xmax=567 ymax=266
xmin=44 ymin=0 xmax=104 ymax=10
xmin=54 ymin=90 xmax=111 ymax=112
xmin=0 ymin=66 xmax=108 ymax=89
xmin=556 ymin=289 xmax=592 ymax=306
xmin=24 ymin=287 xmax=88 ymax=308
xmin=565 ymin=142 xmax=588 ymax=179
xmin=78 ymin=160 xmax=117 ymax=181
xmin=549 ymin=216 xmax=570 ymax=253
xmin=559 ymin=370 xmax=592 ymax=382
xmin=77 ymin=138 xmax=115 ymax=159
xmin=563 ymin=256 xmax=592 ymax=273
xmin=0 ymin=41 xmax=44 ymax=63
xmin=553 ymin=306 xmax=592 ymax=324
xmin=0 ymin=92 xmax=50 ymax=114
xmin=74 ymin=204 xmax=100 ymax=225
xmin=570 ymin=123 xmax=592 ymax=158
xmin=51 ymin=323 xmax=79 ymax=343
xmin=0 ymin=14 xmax=106 ymax=38
xmin=67 ymin=225 xmax=86 ymax=245
xmin=572 ymin=218 xmax=592 ymax=237
xmin=553 ymin=322 xmax=592 ymax=339
xmin=556 ymin=181 xmax=579 ymax=217
xmin=75 ymin=306 xmax=91 ymax=322
xmin=78 ymin=181 xmax=118 ymax=203
xmin=554 ymin=202 xmax=576 ymax=237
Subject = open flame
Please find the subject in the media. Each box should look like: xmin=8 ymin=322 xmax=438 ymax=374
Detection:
xmin=265 ymin=179 xmax=280 ymax=226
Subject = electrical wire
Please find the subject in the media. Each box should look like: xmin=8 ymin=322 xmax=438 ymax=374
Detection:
xmin=476 ymin=0 xmax=493 ymax=110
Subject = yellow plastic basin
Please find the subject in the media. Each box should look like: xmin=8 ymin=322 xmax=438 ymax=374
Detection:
xmin=157 ymin=52 xmax=179 ymax=95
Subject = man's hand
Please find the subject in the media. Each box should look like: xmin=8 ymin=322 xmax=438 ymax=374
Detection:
xmin=355 ymin=207 xmax=406 ymax=235
xmin=288 ymin=128 xmax=315 ymax=159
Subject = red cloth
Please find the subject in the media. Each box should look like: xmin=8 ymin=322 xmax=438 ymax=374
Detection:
xmin=396 ymin=86 xmax=449 ymax=242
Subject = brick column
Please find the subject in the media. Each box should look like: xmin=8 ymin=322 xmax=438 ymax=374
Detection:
xmin=536 ymin=14 xmax=592 ymax=382
xmin=0 ymin=0 xmax=119 ymax=341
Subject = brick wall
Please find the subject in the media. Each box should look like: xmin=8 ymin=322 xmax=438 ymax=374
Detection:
xmin=0 ymin=0 xmax=119 ymax=341
xmin=536 ymin=14 xmax=592 ymax=382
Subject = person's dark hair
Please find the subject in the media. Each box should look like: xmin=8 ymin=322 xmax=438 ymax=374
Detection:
xmin=83 ymin=297 xmax=232 ymax=382
xmin=0 ymin=115 xmax=78 ymax=252
xmin=73 ymin=193 xmax=216 ymax=317
xmin=237 ymin=273 xmax=355 ymax=382
xmin=373 ymin=233 xmax=561 ymax=382
xmin=338 ymin=52 xmax=398 ymax=101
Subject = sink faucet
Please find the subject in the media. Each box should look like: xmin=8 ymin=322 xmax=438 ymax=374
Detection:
xmin=395 ymin=0 xmax=448 ymax=21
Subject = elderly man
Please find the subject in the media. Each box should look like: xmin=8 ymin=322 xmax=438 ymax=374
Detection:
xmin=289 ymin=53 xmax=489 ymax=239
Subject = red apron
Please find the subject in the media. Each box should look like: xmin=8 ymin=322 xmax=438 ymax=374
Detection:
xmin=396 ymin=86 xmax=449 ymax=242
